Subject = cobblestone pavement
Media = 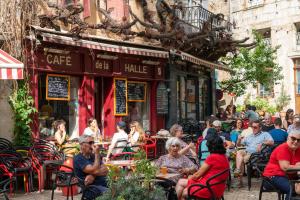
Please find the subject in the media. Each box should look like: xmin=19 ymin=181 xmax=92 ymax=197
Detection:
xmin=8 ymin=177 xmax=278 ymax=200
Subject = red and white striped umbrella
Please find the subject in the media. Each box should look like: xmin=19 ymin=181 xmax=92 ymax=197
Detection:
xmin=0 ymin=49 xmax=24 ymax=80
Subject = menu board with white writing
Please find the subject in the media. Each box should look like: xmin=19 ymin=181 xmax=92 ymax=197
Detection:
xmin=46 ymin=74 xmax=70 ymax=101
xmin=114 ymin=78 xmax=128 ymax=116
xmin=156 ymin=82 xmax=168 ymax=114
xmin=127 ymin=81 xmax=146 ymax=102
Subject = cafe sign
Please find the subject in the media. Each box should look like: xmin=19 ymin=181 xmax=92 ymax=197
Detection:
xmin=94 ymin=59 xmax=113 ymax=74
xmin=38 ymin=48 xmax=81 ymax=72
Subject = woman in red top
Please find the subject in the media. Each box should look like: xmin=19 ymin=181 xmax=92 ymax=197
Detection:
xmin=263 ymin=129 xmax=300 ymax=199
xmin=175 ymin=135 xmax=230 ymax=200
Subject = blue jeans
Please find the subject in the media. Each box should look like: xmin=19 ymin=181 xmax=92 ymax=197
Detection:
xmin=264 ymin=176 xmax=290 ymax=200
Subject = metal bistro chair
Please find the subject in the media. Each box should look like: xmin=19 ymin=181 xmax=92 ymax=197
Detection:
xmin=256 ymin=165 xmax=285 ymax=200
xmin=286 ymin=168 xmax=300 ymax=200
xmin=50 ymin=162 xmax=78 ymax=200
xmin=187 ymin=168 xmax=230 ymax=200
xmin=0 ymin=177 xmax=15 ymax=200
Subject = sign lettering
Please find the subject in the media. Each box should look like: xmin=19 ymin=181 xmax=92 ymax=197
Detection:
xmin=46 ymin=54 xmax=72 ymax=66
xmin=124 ymin=64 xmax=147 ymax=74
xmin=96 ymin=60 xmax=110 ymax=70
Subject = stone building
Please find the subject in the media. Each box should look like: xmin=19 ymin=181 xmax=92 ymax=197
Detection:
xmin=208 ymin=0 xmax=300 ymax=112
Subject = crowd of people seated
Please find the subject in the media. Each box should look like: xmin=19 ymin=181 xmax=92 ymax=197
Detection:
xmin=45 ymin=106 xmax=300 ymax=199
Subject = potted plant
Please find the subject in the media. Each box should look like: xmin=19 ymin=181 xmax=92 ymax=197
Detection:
xmin=97 ymin=150 xmax=166 ymax=200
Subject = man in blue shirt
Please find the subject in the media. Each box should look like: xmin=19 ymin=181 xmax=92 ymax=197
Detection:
xmin=244 ymin=105 xmax=259 ymax=121
xmin=269 ymin=118 xmax=288 ymax=143
xmin=234 ymin=120 xmax=274 ymax=184
xmin=74 ymin=135 xmax=108 ymax=197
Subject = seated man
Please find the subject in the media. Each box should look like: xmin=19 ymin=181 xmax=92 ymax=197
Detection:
xmin=213 ymin=120 xmax=234 ymax=149
xmin=234 ymin=120 xmax=274 ymax=186
xmin=74 ymin=135 xmax=108 ymax=198
xmin=269 ymin=118 xmax=288 ymax=143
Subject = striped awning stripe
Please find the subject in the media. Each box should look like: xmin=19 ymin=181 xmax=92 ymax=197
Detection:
xmin=0 ymin=49 xmax=24 ymax=79
xmin=42 ymin=33 xmax=169 ymax=59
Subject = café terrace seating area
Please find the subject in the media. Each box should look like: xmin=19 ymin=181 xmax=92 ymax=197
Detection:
xmin=0 ymin=120 xmax=299 ymax=200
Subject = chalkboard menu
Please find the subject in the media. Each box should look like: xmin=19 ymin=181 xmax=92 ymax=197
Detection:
xmin=114 ymin=78 xmax=128 ymax=116
xmin=127 ymin=81 xmax=146 ymax=102
xmin=156 ymin=82 xmax=168 ymax=114
xmin=46 ymin=74 xmax=70 ymax=101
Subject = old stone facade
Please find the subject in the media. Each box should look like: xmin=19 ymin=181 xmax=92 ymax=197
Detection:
xmin=208 ymin=0 xmax=300 ymax=112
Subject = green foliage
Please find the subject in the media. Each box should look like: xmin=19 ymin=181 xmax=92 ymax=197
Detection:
xmin=8 ymin=80 xmax=36 ymax=146
xmin=275 ymin=85 xmax=291 ymax=111
xmin=236 ymin=104 xmax=245 ymax=113
xmin=98 ymin=150 xmax=165 ymax=200
xmin=219 ymin=31 xmax=283 ymax=96
xmin=251 ymin=98 xmax=276 ymax=115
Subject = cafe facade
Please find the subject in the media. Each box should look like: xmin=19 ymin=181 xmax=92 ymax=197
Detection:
xmin=166 ymin=51 xmax=232 ymax=128
xmin=26 ymin=28 xmax=168 ymax=139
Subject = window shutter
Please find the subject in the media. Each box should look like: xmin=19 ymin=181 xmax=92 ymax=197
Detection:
xmin=83 ymin=0 xmax=91 ymax=18
xmin=106 ymin=0 xmax=128 ymax=20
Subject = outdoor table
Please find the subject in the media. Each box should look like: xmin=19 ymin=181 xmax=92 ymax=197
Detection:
xmin=105 ymin=160 xmax=135 ymax=167
xmin=156 ymin=172 xmax=181 ymax=181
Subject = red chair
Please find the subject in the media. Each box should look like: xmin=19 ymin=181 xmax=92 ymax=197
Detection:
xmin=142 ymin=138 xmax=157 ymax=159
xmin=0 ymin=151 xmax=32 ymax=193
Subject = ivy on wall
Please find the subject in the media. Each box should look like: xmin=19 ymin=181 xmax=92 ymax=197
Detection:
xmin=8 ymin=80 xmax=36 ymax=146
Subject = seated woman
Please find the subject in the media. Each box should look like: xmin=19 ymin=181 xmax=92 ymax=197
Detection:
xmin=176 ymin=135 xmax=230 ymax=200
xmin=54 ymin=120 xmax=67 ymax=147
xmin=155 ymin=137 xmax=198 ymax=183
xmin=83 ymin=118 xmax=102 ymax=141
xmin=170 ymin=124 xmax=197 ymax=158
xmin=128 ymin=121 xmax=145 ymax=150
xmin=105 ymin=121 xmax=128 ymax=161
xmin=230 ymin=119 xmax=243 ymax=146
xmin=263 ymin=129 xmax=300 ymax=199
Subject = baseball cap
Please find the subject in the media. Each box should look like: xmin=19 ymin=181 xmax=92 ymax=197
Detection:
xmin=117 ymin=121 xmax=127 ymax=129
xmin=78 ymin=135 xmax=90 ymax=144
xmin=212 ymin=120 xmax=222 ymax=127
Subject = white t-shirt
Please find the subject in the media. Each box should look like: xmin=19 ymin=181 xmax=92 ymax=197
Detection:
xmin=111 ymin=130 xmax=128 ymax=154
xmin=83 ymin=127 xmax=100 ymax=138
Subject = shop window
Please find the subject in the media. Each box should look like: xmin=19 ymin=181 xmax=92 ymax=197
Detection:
xmin=126 ymin=83 xmax=150 ymax=131
xmin=38 ymin=74 xmax=79 ymax=139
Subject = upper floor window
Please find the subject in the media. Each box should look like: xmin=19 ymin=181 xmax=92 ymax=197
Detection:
xmin=295 ymin=23 xmax=300 ymax=46
xmin=257 ymin=28 xmax=271 ymax=47
xmin=258 ymin=83 xmax=273 ymax=98
xmin=248 ymin=0 xmax=263 ymax=7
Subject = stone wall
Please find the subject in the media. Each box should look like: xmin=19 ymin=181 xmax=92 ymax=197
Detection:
xmin=207 ymin=0 xmax=300 ymax=110
xmin=0 ymin=81 xmax=14 ymax=140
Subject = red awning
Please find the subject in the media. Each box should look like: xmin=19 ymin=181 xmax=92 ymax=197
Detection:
xmin=0 ymin=49 xmax=24 ymax=79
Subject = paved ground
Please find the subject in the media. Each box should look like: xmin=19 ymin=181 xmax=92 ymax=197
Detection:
xmin=7 ymin=177 xmax=278 ymax=200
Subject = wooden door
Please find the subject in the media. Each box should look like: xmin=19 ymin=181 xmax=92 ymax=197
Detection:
xmin=294 ymin=59 xmax=300 ymax=114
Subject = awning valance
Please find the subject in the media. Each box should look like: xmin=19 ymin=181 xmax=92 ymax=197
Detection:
xmin=42 ymin=33 xmax=169 ymax=59
xmin=0 ymin=49 xmax=24 ymax=80
xmin=178 ymin=51 xmax=232 ymax=72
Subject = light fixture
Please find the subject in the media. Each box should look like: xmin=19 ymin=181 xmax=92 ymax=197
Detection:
xmin=96 ymin=54 xmax=118 ymax=60
xmin=142 ymin=60 xmax=160 ymax=65
xmin=43 ymin=48 xmax=70 ymax=54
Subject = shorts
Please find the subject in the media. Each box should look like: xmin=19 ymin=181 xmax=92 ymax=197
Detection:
xmin=238 ymin=150 xmax=251 ymax=163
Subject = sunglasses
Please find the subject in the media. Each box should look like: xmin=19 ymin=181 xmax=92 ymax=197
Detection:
xmin=83 ymin=141 xmax=95 ymax=145
xmin=252 ymin=126 xmax=259 ymax=129
xmin=289 ymin=136 xmax=300 ymax=143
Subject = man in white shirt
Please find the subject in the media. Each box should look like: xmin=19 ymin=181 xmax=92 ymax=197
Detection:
xmin=105 ymin=121 xmax=128 ymax=161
